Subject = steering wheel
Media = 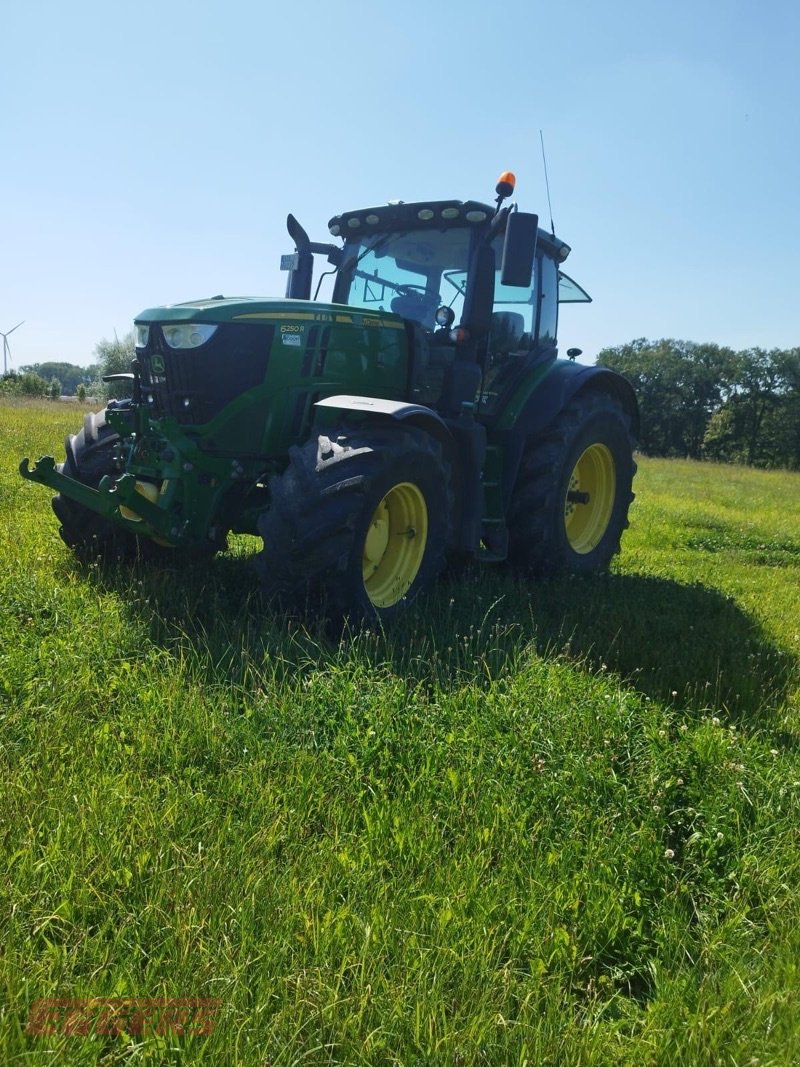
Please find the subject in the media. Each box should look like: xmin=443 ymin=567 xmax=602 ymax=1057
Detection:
xmin=394 ymin=284 xmax=429 ymax=297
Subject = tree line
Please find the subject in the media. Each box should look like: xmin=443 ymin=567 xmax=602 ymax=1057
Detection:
xmin=597 ymin=339 xmax=800 ymax=470
xmin=1 ymin=362 xmax=97 ymax=399
xmin=0 ymin=336 xmax=132 ymax=400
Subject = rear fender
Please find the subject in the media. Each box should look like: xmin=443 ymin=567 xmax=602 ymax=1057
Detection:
xmin=499 ymin=361 xmax=639 ymax=511
xmin=516 ymin=362 xmax=638 ymax=440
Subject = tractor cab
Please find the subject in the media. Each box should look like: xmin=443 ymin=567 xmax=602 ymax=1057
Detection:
xmin=285 ymin=183 xmax=590 ymax=418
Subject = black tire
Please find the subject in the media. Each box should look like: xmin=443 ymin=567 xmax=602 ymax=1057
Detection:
xmin=507 ymin=390 xmax=636 ymax=574
xmin=52 ymin=409 xmax=141 ymax=559
xmin=255 ymin=425 xmax=453 ymax=623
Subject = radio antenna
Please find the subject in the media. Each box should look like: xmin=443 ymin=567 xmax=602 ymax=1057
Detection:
xmin=539 ymin=130 xmax=555 ymax=236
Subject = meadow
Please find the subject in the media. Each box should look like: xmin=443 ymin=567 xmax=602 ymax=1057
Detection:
xmin=1 ymin=398 xmax=799 ymax=1066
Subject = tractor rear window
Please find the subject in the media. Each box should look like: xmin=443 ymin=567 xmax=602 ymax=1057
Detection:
xmin=558 ymin=272 xmax=592 ymax=303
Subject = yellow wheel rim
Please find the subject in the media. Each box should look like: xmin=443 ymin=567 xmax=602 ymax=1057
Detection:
xmin=119 ymin=480 xmax=160 ymax=522
xmin=362 ymin=482 xmax=428 ymax=608
xmin=564 ymin=444 xmax=616 ymax=554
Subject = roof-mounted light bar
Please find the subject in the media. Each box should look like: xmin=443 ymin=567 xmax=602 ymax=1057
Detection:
xmin=328 ymin=199 xmax=496 ymax=237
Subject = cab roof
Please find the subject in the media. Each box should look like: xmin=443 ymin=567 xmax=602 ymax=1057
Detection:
xmin=328 ymin=199 xmax=571 ymax=262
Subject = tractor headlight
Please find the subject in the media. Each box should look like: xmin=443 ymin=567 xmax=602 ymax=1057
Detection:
xmin=161 ymin=324 xmax=218 ymax=349
xmin=135 ymin=324 xmax=150 ymax=348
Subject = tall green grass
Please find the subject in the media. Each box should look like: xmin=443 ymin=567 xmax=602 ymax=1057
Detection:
xmin=1 ymin=400 xmax=799 ymax=1065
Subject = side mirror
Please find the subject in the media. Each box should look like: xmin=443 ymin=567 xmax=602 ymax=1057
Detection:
xmin=500 ymin=211 xmax=538 ymax=287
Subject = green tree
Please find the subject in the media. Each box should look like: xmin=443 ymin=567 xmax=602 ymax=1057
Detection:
xmin=19 ymin=362 xmax=92 ymax=395
xmin=18 ymin=371 xmax=48 ymax=397
xmin=706 ymin=348 xmax=800 ymax=469
xmin=597 ymin=338 xmax=737 ymax=458
xmin=48 ymin=377 xmax=62 ymax=399
xmin=92 ymin=332 xmax=136 ymax=399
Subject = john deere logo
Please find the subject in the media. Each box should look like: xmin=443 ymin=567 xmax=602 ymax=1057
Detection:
xmin=150 ymin=354 xmax=165 ymax=375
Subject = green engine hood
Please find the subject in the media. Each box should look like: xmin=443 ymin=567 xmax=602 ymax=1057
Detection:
xmin=134 ymin=296 xmax=404 ymax=327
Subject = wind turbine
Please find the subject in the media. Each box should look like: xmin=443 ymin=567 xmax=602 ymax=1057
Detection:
xmin=1 ymin=321 xmax=24 ymax=375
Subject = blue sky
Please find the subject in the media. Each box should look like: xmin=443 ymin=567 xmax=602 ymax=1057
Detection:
xmin=2 ymin=0 xmax=798 ymax=371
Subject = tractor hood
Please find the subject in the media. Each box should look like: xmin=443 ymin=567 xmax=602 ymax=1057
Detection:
xmin=134 ymin=297 xmax=400 ymax=326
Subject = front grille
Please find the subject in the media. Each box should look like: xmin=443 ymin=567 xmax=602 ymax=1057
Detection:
xmin=138 ymin=323 xmax=274 ymax=425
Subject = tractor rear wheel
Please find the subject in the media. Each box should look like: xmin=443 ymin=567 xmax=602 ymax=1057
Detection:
xmin=52 ymin=410 xmax=140 ymax=559
xmin=507 ymin=391 xmax=636 ymax=574
xmin=255 ymin=425 xmax=452 ymax=622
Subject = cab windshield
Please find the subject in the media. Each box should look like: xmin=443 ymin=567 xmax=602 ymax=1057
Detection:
xmin=333 ymin=228 xmax=474 ymax=329
xmin=332 ymin=224 xmax=541 ymax=353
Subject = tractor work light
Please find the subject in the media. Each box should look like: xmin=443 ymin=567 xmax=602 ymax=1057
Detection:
xmin=135 ymin=324 xmax=150 ymax=348
xmin=162 ymin=324 xmax=218 ymax=349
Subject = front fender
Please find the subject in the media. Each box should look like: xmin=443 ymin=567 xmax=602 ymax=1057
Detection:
xmin=312 ymin=394 xmax=477 ymax=551
xmin=313 ymin=394 xmax=449 ymax=428
xmin=312 ymin=394 xmax=457 ymax=467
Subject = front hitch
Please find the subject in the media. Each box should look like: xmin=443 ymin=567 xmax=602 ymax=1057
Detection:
xmin=19 ymin=457 xmax=180 ymax=544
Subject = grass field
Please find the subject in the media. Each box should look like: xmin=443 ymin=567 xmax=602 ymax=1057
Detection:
xmin=1 ymin=398 xmax=799 ymax=1066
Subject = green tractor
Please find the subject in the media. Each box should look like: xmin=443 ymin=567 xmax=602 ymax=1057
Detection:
xmin=21 ymin=171 xmax=637 ymax=622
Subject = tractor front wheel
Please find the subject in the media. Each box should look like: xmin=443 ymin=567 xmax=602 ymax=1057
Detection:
xmin=52 ymin=409 xmax=141 ymax=560
xmin=507 ymin=391 xmax=636 ymax=574
xmin=255 ymin=425 xmax=453 ymax=623
xmin=52 ymin=410 xmax=219 ymax=564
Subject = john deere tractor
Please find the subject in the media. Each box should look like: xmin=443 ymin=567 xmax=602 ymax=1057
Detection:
xmin=21 ymin=172 xmax=637 ymax=621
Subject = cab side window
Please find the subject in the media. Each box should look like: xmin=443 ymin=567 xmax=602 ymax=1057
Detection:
xmin=490 ymin=260 xmax=537 ymax=357
xmin=537 ymin=254 xmax=558 ymax=345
